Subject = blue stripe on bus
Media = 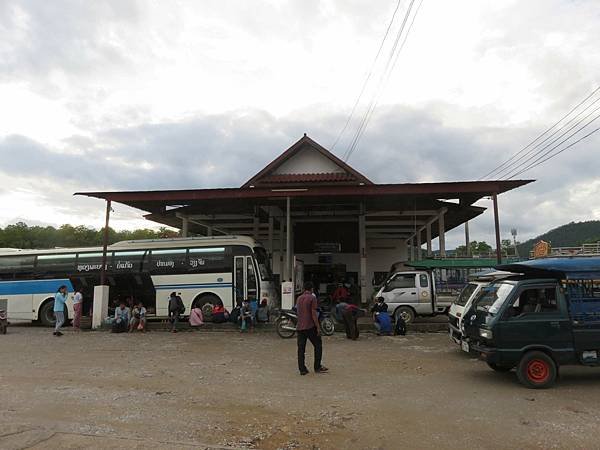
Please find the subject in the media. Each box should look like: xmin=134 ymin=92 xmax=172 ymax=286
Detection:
xmin=155 ymin=283 xmax=233 ymax=290
xmin=0 ymin=279 xmax=74 ymax=296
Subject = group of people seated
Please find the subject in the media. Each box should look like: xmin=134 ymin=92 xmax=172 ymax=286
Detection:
xmin=111 ymin=300 xmax=147 ymax=333
xmin=370 ymin=297 xmax=406 ymax=336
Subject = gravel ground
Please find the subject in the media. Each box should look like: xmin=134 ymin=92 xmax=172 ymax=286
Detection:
xmin=1 ymin=327 xmax=600 ymax=449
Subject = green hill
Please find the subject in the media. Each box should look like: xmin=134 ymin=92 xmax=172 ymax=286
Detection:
xmin=518 ymin=220 xmax=600 ymax=254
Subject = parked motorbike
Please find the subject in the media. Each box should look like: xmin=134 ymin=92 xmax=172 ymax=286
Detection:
xmin=0 ymin=309 xmax=7 ymax=335
xmin=276 ymin=308 xmax=335 ymax=339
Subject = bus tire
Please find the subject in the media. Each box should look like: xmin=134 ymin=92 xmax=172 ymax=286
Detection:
xmin=517 ymin=351 xmax=557 ymax=389
xmin=193 ymin=293 xmax=221 ymax=321
xmin=394 ymin=306 xmax=415 ymax=324
xmin=39 ymin=300 xmax=56 ymax=327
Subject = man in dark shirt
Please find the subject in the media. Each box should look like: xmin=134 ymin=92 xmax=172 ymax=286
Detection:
xmin=296 ymin=281 xmax=328 ymax=376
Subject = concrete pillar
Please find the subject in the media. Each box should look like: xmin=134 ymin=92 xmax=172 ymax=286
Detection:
xmin=92 ymin=285 xmax=109 ymax=329
xmin=181 ymin=216 xmax=189 ymax=238
xmin=359 ymin=204 xmax=367 ymax=305
xmin=410 ymin=238 xmax=415 ymax=261
xmin=438 ymin=212 xmax=446 ymax=258
xmin=426 ymin=222 xmax=432 ymax=257
xmin=285 ymin=197 xmax=292 ymax=281
xmin=253 ymin=214 xmax=260 ymax=241
xmin=268 ymin=215 xmax=274 ymax=255
xmin=416 ymin=230 xmax=422 ymax=261
xmin=279 ymin=216 xmax=285 ymax=279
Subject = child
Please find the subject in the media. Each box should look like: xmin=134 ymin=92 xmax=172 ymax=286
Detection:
xmin=240 ymin=299 xmax=253 ymax=332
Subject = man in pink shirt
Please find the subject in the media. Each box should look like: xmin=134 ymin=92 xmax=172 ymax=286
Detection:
xmin=296 ymin=281 xmax=328 ymax=375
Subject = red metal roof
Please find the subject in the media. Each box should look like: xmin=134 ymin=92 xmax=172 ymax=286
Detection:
xmin=242 ymin=135 xmax=373 ymax=187
xmin=260 ymin=172 xmax=358 ymax=183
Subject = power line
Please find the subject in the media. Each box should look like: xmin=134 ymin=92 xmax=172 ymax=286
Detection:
xmin=345 ymin=0 xmax=424 ymax=163
xmin=497 ymin=102 xmax=600 ymax=179
xmin=344 ymin=0 xmax=422 ymax=162
xmin=504 ymin=112 xmax=600 ymax=179
xmin=492 ymin=95 xmax=600 ymax=179
xmin=330 ymin=0 xmax=404 ymax=150
xmin=479 ymin=85 xmax=600 ymax=180
xmin=507 ymin=125 xmax=600 ymax=179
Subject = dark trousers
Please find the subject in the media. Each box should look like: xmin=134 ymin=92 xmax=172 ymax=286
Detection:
xmin=297 ymin=327 xmax=322 ymax=372
xmin=342 ymin=310 xmax=359 ymax=340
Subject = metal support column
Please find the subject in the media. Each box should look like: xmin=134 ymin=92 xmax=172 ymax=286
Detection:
xmin=279 ymin=216 xmax=285 ymax=278
xmin=492 ymin=194 xmax=502 ymax=264
xmin=416 ymin=231 xmax=422 ymax=261
xmin=268 ymin=215 xmax=274 ymax=255
xmin=438 ymin=212 xmax=446 ymax=258
xmin=410 ymin=237 xmax=415 ymax=261
xmin=426 ymin=223 xmax=432 ymax=257
xmin=181 ymin=216 xmax=189 ymax=238
xmin=465 ymin=221 xmax=471 ymax=256
xmin=359 ymin=203 xmax=367 ymax=305
xmin=285 ymin=196 xmax=292 ymax=281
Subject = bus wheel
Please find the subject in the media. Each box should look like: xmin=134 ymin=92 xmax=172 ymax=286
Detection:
xmin=395 ymin=306 xmax=415 ymax=324
xmin=39 ymin=301 xmax=56 ymax=327
xmin=517 ymin=351 xmax=557 ymax=389
xmin=487 ymin=362 xmax=513 ymax=372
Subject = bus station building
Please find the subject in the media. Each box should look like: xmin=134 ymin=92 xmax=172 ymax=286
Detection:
xmin=78 ymin=135 xmax=532 ymax=305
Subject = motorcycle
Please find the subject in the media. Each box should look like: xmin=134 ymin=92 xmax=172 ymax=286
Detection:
xmin=276 ymin=307 xmax=335 ymax=339
xmin=0 ymin=309 xmax=7 ymax=335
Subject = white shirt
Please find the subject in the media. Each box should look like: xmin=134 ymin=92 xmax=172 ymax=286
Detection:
xmin=73 ymin=292 xmax=83 ymax=304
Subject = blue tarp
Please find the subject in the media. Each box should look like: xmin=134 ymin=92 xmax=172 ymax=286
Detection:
xmin=497 ymin=257 xmax=600 ymax=280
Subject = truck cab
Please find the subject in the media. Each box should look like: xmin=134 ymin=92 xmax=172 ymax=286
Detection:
xmin=463 ymin=257 xmax=600 ymax=389
xmin=375 ymin=270 xmax=440 ymax=323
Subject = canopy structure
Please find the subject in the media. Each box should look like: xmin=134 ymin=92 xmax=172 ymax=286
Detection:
xmin=498 ymin=257 xmax=600 ymax=279
xmin=77 ymin=135 xmax=533 ymax=303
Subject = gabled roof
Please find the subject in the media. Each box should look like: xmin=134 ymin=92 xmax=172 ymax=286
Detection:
xmin=241 ymin=134 xmax=373 ymax=187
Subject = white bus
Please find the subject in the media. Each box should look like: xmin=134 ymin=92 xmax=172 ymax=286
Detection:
xmin=0 ymin=236 xmax=277 ymax=326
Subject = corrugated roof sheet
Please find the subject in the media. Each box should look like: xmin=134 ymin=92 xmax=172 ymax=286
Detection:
xmin=259 ymin=173 xmax=357 ymax=183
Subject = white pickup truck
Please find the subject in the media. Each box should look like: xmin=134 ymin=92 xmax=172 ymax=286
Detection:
xmin=374 ymin=270 xmax=453 ymax=323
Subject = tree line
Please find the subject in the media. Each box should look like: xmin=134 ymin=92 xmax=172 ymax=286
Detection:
xmin=0 ymin=222 xmax=179 ymax=250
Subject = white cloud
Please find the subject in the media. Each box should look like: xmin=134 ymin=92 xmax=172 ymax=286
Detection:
xmin=0 ymin=0 xmax=599 ymax=244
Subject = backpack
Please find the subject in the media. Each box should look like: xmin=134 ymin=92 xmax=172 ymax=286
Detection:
xmin=394 ymin=315 xmax=406 ymax=336
xmin=176 ymin=296 xmax=185 ymax=314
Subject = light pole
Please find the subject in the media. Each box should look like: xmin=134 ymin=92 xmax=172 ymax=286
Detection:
xmin=511 ymin=228 xmax=519 ymax=258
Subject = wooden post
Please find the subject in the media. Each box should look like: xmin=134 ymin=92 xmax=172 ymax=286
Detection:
xmin=100 ymin=200 xmax=111 ymax=286
xmin=359 ymin=203 xmax=367 ymax=304
xmin=492 ymin=194 xmax=502 ymax=264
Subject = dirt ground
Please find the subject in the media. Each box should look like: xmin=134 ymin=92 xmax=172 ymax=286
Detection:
xmin=2 ymin=327 xmax=600 ymax=450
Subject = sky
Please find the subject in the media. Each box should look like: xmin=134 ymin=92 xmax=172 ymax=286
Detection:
xmin=0 ymin=0 xmax=599 ymax=248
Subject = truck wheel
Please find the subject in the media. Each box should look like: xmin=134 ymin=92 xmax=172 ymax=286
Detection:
xmin=487 ymin=362 xmax=513 ymax=372
xmin=517 ymin=351 xmax=557 ymax=389
xmin=39 ymin=301 xmax=56 ymax=327
xmin=395 ymin=307 xmax=415 ymax=324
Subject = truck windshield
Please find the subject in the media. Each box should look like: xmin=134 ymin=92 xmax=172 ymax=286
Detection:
xmin=476 ymin=282 xmax=515 ymax=314
xmin=455 ymin=283 xmax=478 ymax=306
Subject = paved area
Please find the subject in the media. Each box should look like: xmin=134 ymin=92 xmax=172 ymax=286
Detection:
xmin=2 ymin=327 xmax=600 ymax=449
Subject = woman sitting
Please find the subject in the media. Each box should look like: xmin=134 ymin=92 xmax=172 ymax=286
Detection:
xmin=211 ymin=300 xmax=229 ymax=323
xmin=189 ymin=306 xmax=204 ymax=327
xmin=129 ymin=302 xmax=147 ymax=332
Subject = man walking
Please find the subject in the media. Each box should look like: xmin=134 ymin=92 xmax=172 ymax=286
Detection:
xmin=296 ymin=281 xmax=328 ymax=376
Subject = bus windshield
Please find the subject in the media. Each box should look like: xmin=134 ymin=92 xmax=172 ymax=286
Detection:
xmin=254 ymin=247 xmax=273 ymax=281
xmin=476 ymin=281 xmax=515 ymax=314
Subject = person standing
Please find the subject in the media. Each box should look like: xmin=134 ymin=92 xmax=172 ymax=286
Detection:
xmin=296 ymin=281 xmax=328 ymax=376
xmin=168 ymin=292 xmax=185 ymax=333
xmin=72 ymin=289 xmax=83 ymax=332
xmin=53 ymin=285 xmax=69 ymax=337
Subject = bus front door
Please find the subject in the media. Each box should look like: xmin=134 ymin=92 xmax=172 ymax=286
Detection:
xmin=234 ymin=256 xmax=259 ymax=309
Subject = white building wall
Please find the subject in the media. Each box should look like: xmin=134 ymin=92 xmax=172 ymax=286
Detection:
xmin=273 ymin=147 xmax=345 ymax=174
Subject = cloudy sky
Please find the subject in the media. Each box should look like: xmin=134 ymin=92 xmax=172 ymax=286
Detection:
xmin=0 ymin=0 xmax=599 ymax=248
